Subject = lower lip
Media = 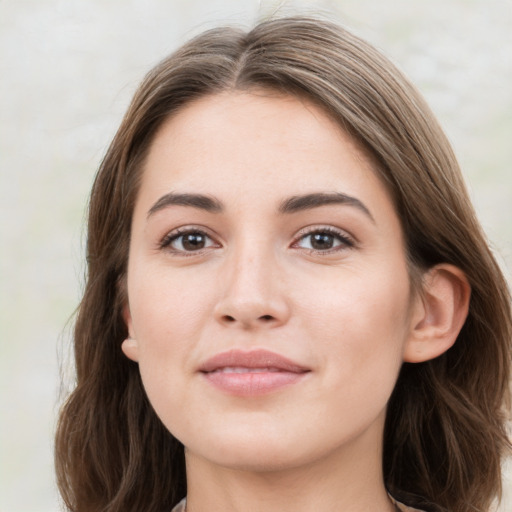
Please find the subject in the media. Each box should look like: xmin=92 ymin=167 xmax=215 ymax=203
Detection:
xmin=202 ymin=370 xmax=308 ymax=396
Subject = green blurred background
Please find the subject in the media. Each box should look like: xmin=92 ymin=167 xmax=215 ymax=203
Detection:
xmin=1 ymin=0 xmax=510 ymax=510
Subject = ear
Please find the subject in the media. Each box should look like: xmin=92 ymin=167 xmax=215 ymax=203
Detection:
xmin=121 ymin=304 xmax=139 ymax=362
xmin=403 ymin=264 xmax=471 ymax=363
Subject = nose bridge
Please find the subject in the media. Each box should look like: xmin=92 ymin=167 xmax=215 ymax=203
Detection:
xmin=215 ymin=233 xmax=289 ymax=328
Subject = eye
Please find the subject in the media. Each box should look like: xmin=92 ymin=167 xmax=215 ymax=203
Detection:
xmin=160 ymin=228 xmax=219 ymax=254
xmin=293 ymin=227 xmax=354 ymax=253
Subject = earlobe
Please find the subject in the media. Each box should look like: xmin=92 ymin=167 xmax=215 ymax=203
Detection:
xmin=121 ymin=304 xmax=139 ymax=362
xmin=121 ymin=337 xmax=140 ymax=362
xmin=403 ymin=264 xmax=471 ymax=363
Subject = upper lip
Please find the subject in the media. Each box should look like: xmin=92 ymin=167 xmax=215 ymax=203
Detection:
xmin=199 ymin=349 xmax=310 ymax=373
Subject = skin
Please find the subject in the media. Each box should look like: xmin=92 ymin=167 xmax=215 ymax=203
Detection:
xmin=122 ymin=90 xmax=470 ymax=512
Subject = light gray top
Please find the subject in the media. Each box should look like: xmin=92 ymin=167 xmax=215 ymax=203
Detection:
xmin=170 ymin=496 xmax=425 ymax=511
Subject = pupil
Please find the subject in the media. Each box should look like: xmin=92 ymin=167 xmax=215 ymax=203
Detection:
xmin=311 ymin=233 xmax=333 ymax=250
xmin=182 ymin=233 xmax=205 ymax=251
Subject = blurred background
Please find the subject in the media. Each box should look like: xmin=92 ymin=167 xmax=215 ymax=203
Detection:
xmin=0 ymin=0 xmax=511 ymax=510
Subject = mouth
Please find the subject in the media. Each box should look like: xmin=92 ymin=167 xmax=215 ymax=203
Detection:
xmin=199 ymin=349 xmax=310 ymax=396
xmin=209 ymin=367 xmax=289 ymax=374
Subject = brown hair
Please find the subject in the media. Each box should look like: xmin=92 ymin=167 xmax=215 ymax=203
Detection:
xmin=55 ymin=16 xmax=511 ymax=512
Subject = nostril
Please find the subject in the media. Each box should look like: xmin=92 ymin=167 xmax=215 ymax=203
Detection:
xmin=218 ymin=313 xmax=278 ymax=325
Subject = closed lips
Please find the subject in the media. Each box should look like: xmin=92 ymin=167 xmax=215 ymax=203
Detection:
xmin=211 ymin=367 xmax=288 ymax=373
xmin=199 ymin=349 xmax=310 ymax=374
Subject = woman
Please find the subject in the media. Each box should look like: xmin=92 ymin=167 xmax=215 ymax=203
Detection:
xmin=55 ymin=16 xmax=511 ymax=512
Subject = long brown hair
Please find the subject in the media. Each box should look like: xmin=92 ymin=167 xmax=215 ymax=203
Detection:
xmin=55 ymin=16 xmax=511 ymax=512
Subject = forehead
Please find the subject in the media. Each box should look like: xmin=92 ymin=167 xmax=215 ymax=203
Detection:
xmin=137 ymin=90 xmax=394 ymax=217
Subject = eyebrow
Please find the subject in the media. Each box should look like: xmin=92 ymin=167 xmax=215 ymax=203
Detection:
xmin=278 ymin=192 xmax=374 ymax=222
xmin=147 ymin=192 xmax=223 ymax=217
xmin=147 ymin=191 xmax=373 ymax=222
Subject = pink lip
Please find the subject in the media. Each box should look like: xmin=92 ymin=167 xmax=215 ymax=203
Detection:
xmin=199 ymin=349 xmax=310 ymax=396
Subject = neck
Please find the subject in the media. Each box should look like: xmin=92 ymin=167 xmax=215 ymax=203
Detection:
xmin=184 ymin=418 xmax=395 ymax=512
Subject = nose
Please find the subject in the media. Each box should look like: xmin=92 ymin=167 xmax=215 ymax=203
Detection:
xmin=213 ymin=243 xmax=291 ymax=329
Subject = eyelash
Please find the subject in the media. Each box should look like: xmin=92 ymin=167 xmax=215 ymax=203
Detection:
xmin=159 ymin=226 xmax=355 ymax=256
xmin=159 ymin=227 xmax=217 ymax=255
xmin=292 ymin=226 xmax=355 ymax=254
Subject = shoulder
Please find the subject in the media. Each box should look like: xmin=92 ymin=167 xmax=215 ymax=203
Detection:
xmin=390 ymin=495 xmax=427 ymax=512
xmin=170 ymin=498 xmax=187 ymax=512
xmin=396 ymin=504 xmax=426 ymax=512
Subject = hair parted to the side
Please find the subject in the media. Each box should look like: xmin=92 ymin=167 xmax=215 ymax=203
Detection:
xmin=55 ymin=16 xmax=511 ymax=512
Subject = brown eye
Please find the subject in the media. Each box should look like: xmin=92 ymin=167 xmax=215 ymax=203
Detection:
xmin=162 ymin=230 xmax=217 ymax=253
xmin=309 ymin=233 xmax=336 ymax=250
xmin=180 ymin=233 xmax=207 ymax=251
xmin=295 ymin=229 xmax=354 ymax=252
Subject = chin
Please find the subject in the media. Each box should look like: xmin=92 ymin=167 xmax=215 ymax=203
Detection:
xmin=197 ymin=445 xmax=309 ymax=473
xmin=182 ymin=423 xmax=313 ymax=472
xmin=184 ymin=422 xmax=355 ymax=476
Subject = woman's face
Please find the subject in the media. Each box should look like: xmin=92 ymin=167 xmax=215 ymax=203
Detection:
xmin=124 ymin=90 xmax=421 ymax=472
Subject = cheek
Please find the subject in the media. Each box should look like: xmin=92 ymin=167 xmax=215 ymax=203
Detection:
xmin=127 ymin=268 xmax=212 ymax=426
xmin=128 ymin=261 xmax=212 ymax=337
xmin=300 ymin=263 xmax=411 ymax=383
xmin=126 ymin=265 xmax=217 ymax=397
